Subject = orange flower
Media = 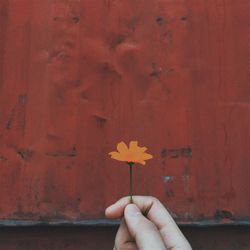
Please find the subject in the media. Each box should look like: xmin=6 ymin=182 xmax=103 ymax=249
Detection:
xmin=109 ymin=141 xmax=153 ymax=165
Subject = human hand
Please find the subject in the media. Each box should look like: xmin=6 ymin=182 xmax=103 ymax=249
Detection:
xmin=105 ymin=196 xmax=192 ymax=250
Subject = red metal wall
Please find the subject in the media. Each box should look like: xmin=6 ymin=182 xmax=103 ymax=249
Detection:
xmin=0 ymin=0 xmax=250 ymax=231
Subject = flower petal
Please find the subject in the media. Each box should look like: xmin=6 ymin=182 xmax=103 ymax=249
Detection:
xmin=136 ymin=159 xmax=146 ymax=165
xmin=129 ymin=141 xmax=138 ymax=151
xmin=139 ymin=146 xmax=147 ymax=153
xmin=142 ymin=153 xmax=153 ymax=160
xmin=117 ymin=141 xmax=129 ymax=154
xmin=109 ymin=141 xmax=153 ymax=164
xmin=109 ymin=152 xmax=124 ymax=161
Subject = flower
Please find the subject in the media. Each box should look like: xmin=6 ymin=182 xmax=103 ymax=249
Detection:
xmin=109 ymin=141 xmax=153 ymax=165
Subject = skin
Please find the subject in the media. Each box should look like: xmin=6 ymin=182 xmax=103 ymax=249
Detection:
xmin=105 ymin=196 xmax=192 ymax=250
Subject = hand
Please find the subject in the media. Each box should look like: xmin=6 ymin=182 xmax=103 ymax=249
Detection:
xmin=105 ymin=196 xmax=192 ymax=250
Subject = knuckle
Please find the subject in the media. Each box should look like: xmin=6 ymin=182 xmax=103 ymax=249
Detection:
xmin=148 ymin=196 xmax=159 ymax=203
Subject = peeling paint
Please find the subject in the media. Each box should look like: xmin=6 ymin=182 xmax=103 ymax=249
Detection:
xmin=214 ymin=210 xmax=234 ymax=220
xmin=16 ymin=148 xmax=34 ymax=160
xmin=156 ymin=16 xmax=166 ymax=26
xmin=46 ymin=146 xmax=77 ymax=157
xmin=161 ymin=147 xmax=192 ymax=158
xmin=0 ymin=155 xmax=7 ymax=161
xmin=163 ymin=176 xmax=174 ymax=183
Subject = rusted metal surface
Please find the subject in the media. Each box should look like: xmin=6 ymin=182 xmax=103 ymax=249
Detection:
xmin=0 ymin=0 xmax=250 ymax=226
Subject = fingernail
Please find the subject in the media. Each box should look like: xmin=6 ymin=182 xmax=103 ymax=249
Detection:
xmin=126 ymin=204 xmax=141 ymax=217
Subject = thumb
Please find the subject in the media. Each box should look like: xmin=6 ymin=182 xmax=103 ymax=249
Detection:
xmin=124 ymin=204 xmax=166 ymax=250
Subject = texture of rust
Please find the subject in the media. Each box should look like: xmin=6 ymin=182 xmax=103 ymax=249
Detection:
xmin=0 ymin=0 xmax=249 ymax=226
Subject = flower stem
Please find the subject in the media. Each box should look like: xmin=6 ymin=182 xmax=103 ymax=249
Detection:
xmin=129 ymin=162 xmax=134 ymax=203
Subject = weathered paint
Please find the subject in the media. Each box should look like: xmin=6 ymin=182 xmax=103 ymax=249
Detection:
xmin=0 ymin=0 xmax=250 ymax=227
xmin=163 ymin=176 xmax=174 ymax=183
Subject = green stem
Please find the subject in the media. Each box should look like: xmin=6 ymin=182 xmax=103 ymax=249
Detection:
xmin=129 ymin=162 xmax=134 ymax=203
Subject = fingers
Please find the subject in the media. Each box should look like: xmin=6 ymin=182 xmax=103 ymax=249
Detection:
xmin=106 ymin=197 xmax=130 ymax=219
xmin=106 ymin=196 xmax=192 ymax=249
xmin=114 ymin=219 xmax=137 ymax=250
xmin=106 ymin=196 xmax=177 ymax=231
xmin=124 ymin=204 xmax=166 ymax=250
